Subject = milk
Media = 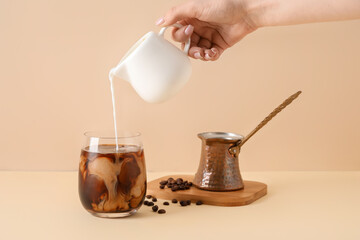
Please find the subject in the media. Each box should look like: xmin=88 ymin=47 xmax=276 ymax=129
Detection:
xmin=109 ymin=71 xmax=119 ymax=151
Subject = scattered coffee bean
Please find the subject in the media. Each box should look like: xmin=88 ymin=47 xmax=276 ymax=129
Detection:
xmin=188 ymin=182 xmax=193 ymax=186
xmin=159 ymin=185 xmax=165 ymax=189
xmin=146 ymin=195 xmax=152 ymax=199
xmin=196 ymin=201 xmax=203 ymax=205
xmin=152 ymin=197 xmax=157 ymax=202
xmin=186 ymin=200 xmax=191 ymax=205
xmin=168 ymin=177 xmax=174 ymax=181
xmin=148 ymin=202 xmax=154 ymax=206
xmin=172 ymin=199 xmax=178 ymax=204
xmin=152 ymin=205 xmax=158 ymax=212
xmin=163 ymin=201 xmax=169 ymax=205
xmin=160 ymin=180 xmax=168 ymax=185
xmin=180 ymin=201 xmax=187 ymax=206
xmin=144 ymin=200 xmax=149 ymax=206
xmin=185 ymin=186 xmax=190 ymax=190
xmin=158 ymin=209 xmax=166 ymax=214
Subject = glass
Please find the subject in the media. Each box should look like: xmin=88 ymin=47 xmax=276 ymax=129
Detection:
xmin=78 ymin=131 xmax=146 ymax=218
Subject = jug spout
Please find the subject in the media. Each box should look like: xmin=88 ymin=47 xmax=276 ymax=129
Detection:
xmin=109 ymin=62 xmax=129 ymax=83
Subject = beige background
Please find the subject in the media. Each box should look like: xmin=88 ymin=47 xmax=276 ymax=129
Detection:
xmin=0 ymin=0 xmax=359 ymax=171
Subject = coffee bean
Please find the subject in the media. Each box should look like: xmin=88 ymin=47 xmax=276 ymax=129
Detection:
xmin=159 ymin=177 xmax=193 ymax=193
xmin=152 ymin=197 xmax=157 ymax=202
xmin=148 ymin=202 xmax=154 ymax=206
xmin=172 ymin=199 xmax=178 ymax=204
xmin=171 ymin=185 xmax=179 ymax=191
xmin=186 ymin=200 xmax=191 ymax=205
xmin=158 ymin=209 xmax=166 ymax=214
xmin=160 ymin=180 xmax=168 ymax=185
xmin=180 ymin=201 xmax=187 ymax=206
xmin=163 ymin=201 xmax=169 ymax=205
xmin=146 ymin=195 xmax=152 ymax=199
xmin=152 ymin=205 xmax=158 ymax=212
xmin=144 ymin=200 xmax=149 ymax=206
xmin=196 ymin=201 xmax=203 ymax=205
xmin=176 ymin=178 xmax=183 ymax=185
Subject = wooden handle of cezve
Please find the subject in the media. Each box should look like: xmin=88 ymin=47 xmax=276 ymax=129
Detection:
xmin=239 ymin=91 xmax=302 ymax=147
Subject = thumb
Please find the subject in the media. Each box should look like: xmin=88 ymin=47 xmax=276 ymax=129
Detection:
xmin=156 ymin=2 xmax=199 ymax=26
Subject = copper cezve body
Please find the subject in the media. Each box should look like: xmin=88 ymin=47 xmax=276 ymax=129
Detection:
xmin=194 ymin=132 xmax=244 ymax=191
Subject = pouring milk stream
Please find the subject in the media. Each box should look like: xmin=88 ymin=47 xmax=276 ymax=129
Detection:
xmin=109 ymin=24 xmax=192 ymax=150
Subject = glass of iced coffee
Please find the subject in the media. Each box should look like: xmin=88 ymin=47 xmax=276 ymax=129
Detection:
xmin=78 ymin=131 xmax=146 ymax=218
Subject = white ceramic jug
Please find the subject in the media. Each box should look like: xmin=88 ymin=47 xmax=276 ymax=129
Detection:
xmin=110 ymin=24 xmax=192 ymax=103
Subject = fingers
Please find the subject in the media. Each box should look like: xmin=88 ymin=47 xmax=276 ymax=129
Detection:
xmin=180 ymin=31 xmax=223 ymax=61
xmin=155 ymin=4 xmax=224 ymax=61
xmin=188 ymin=47 xmax=221 ymax=61
xmin=189 ymin=47 xmax=204 ymax=59
xmin=156 ymin=2 xmax=198 ymax=27
xmin=186 ymin=32 xmax=219 ymax=61
xmin=176 ymin=33 xmax=223 ymax=61
xmin=204 ymin=48 xmax=220 ymax=61
xmin=172 ymin=25 xmax=194 ymax=43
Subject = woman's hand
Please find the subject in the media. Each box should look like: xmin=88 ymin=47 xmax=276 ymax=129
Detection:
xmin=156 ymin=0 xmax=257 ymax=61
xmin=156 ymin=0 xmax=360 ymax=61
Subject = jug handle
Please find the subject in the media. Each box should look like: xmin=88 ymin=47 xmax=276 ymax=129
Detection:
xmin=228 ymin=140 xmax=242 ymax=158
xmin=159 ymin=23 xmax=191 ymax=55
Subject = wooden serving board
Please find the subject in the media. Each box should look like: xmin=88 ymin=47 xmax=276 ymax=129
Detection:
xmin=147 ymin=175 xmax=267 ymax=206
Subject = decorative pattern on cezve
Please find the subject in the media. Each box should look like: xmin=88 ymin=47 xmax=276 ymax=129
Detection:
xmin=194 ymin=137 xmax=244 ymax=191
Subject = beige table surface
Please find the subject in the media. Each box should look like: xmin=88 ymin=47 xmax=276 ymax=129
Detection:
xmin=1 ymin=171 xmax=359 ymax=240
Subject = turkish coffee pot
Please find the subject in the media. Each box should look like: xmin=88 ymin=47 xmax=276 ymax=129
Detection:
xmin=193 ymin=91 xmax=302 ymax=191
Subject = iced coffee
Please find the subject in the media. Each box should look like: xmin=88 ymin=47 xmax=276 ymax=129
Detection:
xmin=78 ymin=144 xmax=146 ymax=217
